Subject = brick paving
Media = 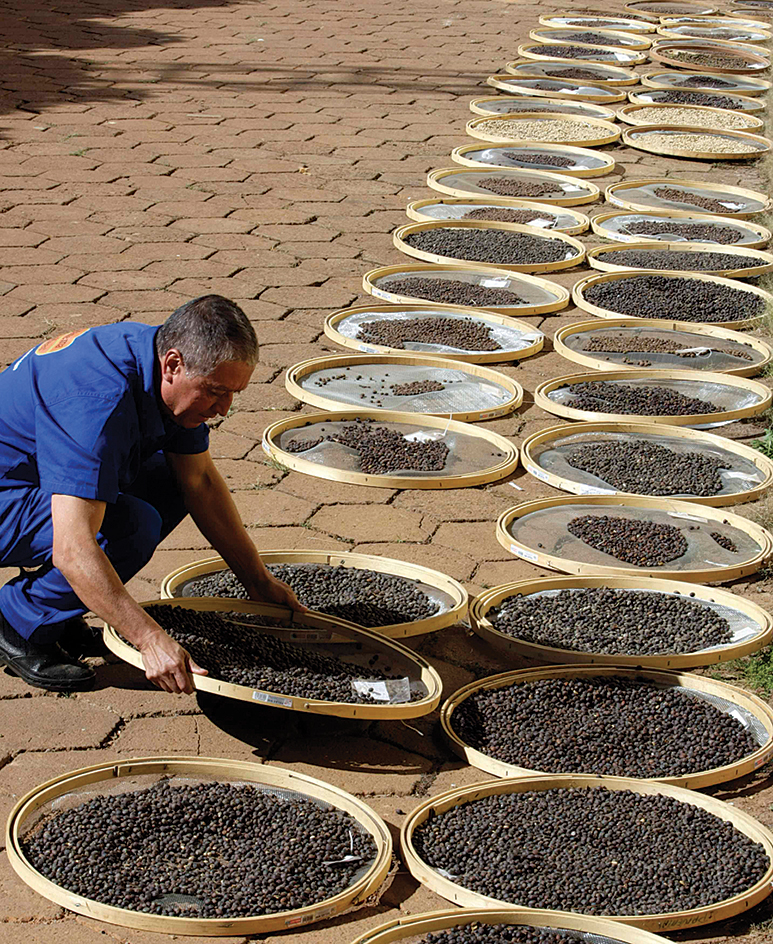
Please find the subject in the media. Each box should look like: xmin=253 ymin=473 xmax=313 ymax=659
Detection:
xmin=0 ymin=0 xmax=772 ymax=942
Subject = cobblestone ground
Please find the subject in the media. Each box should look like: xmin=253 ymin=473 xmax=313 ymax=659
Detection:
xmin=0 ymin=0 xmax=772 ymax=942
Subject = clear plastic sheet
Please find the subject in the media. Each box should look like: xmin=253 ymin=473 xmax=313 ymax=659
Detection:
xmin=507 ymin=585 xmax=767 ymax=649
xmin=595 ymin=212 xmax=766 ymax=245
xmin=608 ymin=180 xmax=768 ymax=214
xmin=491 ymin=76 xmax=625 ymax=99
xmin=334 ymin=307 xmax=544 ymax=355
xmin=561 ymin=324 xmax=765 ymax=371
xmin=276 ymin=417 xmax=510 ymax=479
xmin=507 ymin=503 xmax=764 ymax=572
xmin=298 ymin=364 xmax=515 ymax=414
xmin=370 ymin=267 xmax=565 ymax=309
xmin=459 ymin=144 xmax=610 ymax=173
xmin=473 ymin=98 xmax=615 ymax=119
xmin=529 ymin=429 xmax=765 ymax=498
xmin=413 ymin=201 xmax=581 ymax=229
xmin=432 ymin=169 xmax=595 ymax=201
xmin=644 ymin=70 xmax=770 ymax=94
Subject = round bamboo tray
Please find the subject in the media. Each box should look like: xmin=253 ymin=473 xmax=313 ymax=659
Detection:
xmin=496 ymin=494 xmax=772 ymax=582
xmin=405 ymin=197 xmax=591 ymax=234
xmin=441 ymin=666 xmax=773 ymax=787
xmin=486 ymin=74 xmax=629 ymax=102
xmin=604 ymin=176 xmax=772 ymax=216
xmin=586 ymin=241 xmax=773 ymax=277
xmin=427 ymin=167 xmax=600 ymax=207
xmin=617 ymin=101 xmax=765 ymax=128
xmin=103 ymin=599 xmax=442 ymax=717
xmin=533 ymin=368 xmax=772 ymax=426
xmin=552 ymin=317 xmax=773 ymax=376
xmin=468 ymin=97 xmax=618 ymax=122
xmin=661 ymin=14 xmax=773 ymax=28
xmin=528 ymin=27 xmax=653 ymax=49
xmin=469 ymin=574 xmax=773 ymax=669
xmin=392 ymin=219 xmax=586 ymax=275
xmin=657 ymin=23 xmax=773 ymax=41
xmin=516 ymin=43 xmax=648 ymax=66
xmin=324 ymin=303 xmax=545 ymax=364
xmin=590 ymin=208 xmax=771 ymax=246
xmin=573 ymin=268 xmax=772 ymax=329
xmin=503 ymin=60 xmax=639 ymax=86
xmin=363 ymin=262 xmax=570 ymax=316
xmin=284 ymin=352 xmax=523 ymax=422
xmin=640 ymin=67 xmax=771 ymax=92
xmin=626 ymin=0 xmax=720 ymax=21
xmin=451 ymin=141 xmax=616 ymax=177
xmin=162 ymin=550 xmax=468 ymax=639
xmin=520 ymin=420 xmax=773 ymax=503
xmin=627 ymin=86 xmax=766 ymax=110
xmin=262 ymin=409 xmax=520 ymax=490
xmin=539 ymin=15 xmax=658 ymax=33
xmin=400 ymin=773 xmax=773 ymax=931
xmin=648 ymin=40 xmax=771 ymax=71
xmin=465 ymin=113 xmax=622 ymax=147
xmin=650 ymin=35 xmax=773 ymax=56
xmin=621 ymin=124 xmax=772 ymax=160
xmin=350 ymin=908 xmax=673 ymax=944
xmin=6 ymin=756 xmax=392 ymax=936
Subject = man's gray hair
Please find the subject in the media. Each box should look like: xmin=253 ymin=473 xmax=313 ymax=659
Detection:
xmin=155 ymin=295 xmax=258 ymax=377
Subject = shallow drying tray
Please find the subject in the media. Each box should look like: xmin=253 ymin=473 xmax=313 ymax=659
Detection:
xmin=553 ymin=317 xmax=772 ymax=376
xmin=521 ymin=420 xmax=773 ymax=503
xmin=590 ymin=208 xmax=771 ymax=246
xmin=6 ymin=756 xmax=392 ymax=936
xmin=162 ymin=550 xmax=468 ymax=639
xmin=648 ymin=39 xmax=771 ymax=71
xmin=539 ymin=15 xmax=658 ymax=33
xmin=466 ymin=113 xmax=622 ymax=147
xmin=621 ymin=124 xmax=772 ymax=159
xmin=528 ymin=27 xmax=653 ymax=49
xmin=392 ymin=219 xmax=586 ymax=275
xmin=363 ymin=262 xmax=570 ymax=315
xmin=605 ymin=176 xmax=772 ymax=216
xmin=441 ymin=665 xmax=773 ymax=787
xmin=503 ymin=59 xmax=639 ymax=86
xmin=486 ymin=74 xmax=628 ymax=102
xmin=324 ymin=303 xmax=545 ymax=363
xmin=533 ymin=368 xmax=772 ymax=426
xmin=469 ymin=96 xmax=618 ymax=121
xmin=427 ymin=167 xmax=600 ymax=206
xmin=496 ymin=494 xmax=772 ymax=582
xmin=640 ymin=67 xmax=771 ymax=92
xmin=400 ymin=773 xmax=773 ymax=931
xmin=617 ymin=101 xmax=765 ymax=128
xmin=451 ymin=141 xmax=616 ymax=177
xmin=627 ymin=86 xmax=766 ymax=110
xmin=516 ymin=43 xmax=648 ymax=66
xmin=626 ymin=0 xmax=720 ymax=20
xmin=586 ymin=241 xmax=773 ymax=277
xmin=262 ymin=409 xmax=520 ymax=490
xmin=104 ymin=599 xmax=442 ymax=717
xmin=657 ymin=23 xmax=772 ymax=41
xmin=284 ymin=352 xmax=523 ymax=422
xmin=469 ymin=574 xmax=773 ymax=669
xmin=405 ymin=197 xmax=591 ymax=233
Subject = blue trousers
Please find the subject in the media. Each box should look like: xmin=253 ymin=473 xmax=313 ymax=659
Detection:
xmin=0 ymin=453 xmax=187 ymax=642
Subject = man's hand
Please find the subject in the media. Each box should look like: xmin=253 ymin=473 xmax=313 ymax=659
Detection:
xmin=247 ymin=571 xmax=307 ymax=613
xmin=138 ymin=627 xmax=208 ymax=694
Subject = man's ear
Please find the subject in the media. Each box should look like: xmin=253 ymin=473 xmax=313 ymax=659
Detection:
xmin=160 ymin=348 xmax=185 ymax=382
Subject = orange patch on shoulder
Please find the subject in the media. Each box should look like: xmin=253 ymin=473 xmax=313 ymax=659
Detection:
xmin=35 ymin=329 xmax=89 ymax=356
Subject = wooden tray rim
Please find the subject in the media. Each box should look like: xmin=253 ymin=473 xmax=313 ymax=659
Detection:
xmin=486 ymin=74 xmax=629 ymax=102
xmin=465 ymin=113 xmax=623 ymax=149
xmin=427 ymin=167 xmax=601 ymax=208
xmin=590 ymin=208 xmax=771 ymax=247
xmin=452 ymin=139 xmax=617 ymax=178
xmin=585 ymin=240 xmax=773 ymax=278
xmin=405 ymin=196 xmax=591 ymax=234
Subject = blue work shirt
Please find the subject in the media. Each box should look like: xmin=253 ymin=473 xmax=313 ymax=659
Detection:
xmin=0 ymin=323 xmax=209 ymax=503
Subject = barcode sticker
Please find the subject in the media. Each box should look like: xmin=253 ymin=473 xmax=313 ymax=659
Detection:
xmin=253 ymin=691 xmax=293 ymax=708
xmin=527 ymin=464 xmax=550 ymax=482
xmin=511 ymin=544 xmax=539 ymax=563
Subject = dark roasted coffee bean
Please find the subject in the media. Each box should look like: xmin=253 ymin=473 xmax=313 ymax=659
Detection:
xmin=641 ymin=89 xmax=758 ymax=109
xmin=679 ymin=74 xmax=739 ymax=88
xmin=423 ymin=927 xmax=599 ymax=944
xmin=451 ymin=676 xmax=758 ymax=777
xmin=554 ymin=31 xmax=634 ymax=45
xmin=412 ymin=787 xmax=770 ymax=915
xmin=357 ymin=316 xmax=502 ymax=351
xmin=595 ymin=248 xmax=765 ymax=271
xmin=22 ymin=779 xmax=376 ymax=918
xmin=564 ymin=380 xmax=720 ymax=415
xmin=501 ymin=150 xmax=575 ymax=168
xmin=583 ymin=273 xmax=764 ymax=323
xmin=711 ymin=531 xmax=739 ymax=552
xmin=548 ymin=67 xmax=615 ymax=79
xmin=403 ymin=227 xmax=576 ymax=265
xmin=477 ymin=177 xmax=566 ymax=198
xmin=670 ymin=49 xmax=751 ymax=69
xmin=462 ymin=207 xmax=558 ymax=226
xmin=567 ymin=514 xmax=688 ymax=565
xmin=488 ymin=586 xmax=733 ymax=655
xmin=610 ymin=219 xmax=746 ymax=243
xmin=582 ymin=333 xmax=753 ymax=359
xmin=534 ymin=44 xmax=622 ymax=59
xmin=566 ymin=441 xmax=727 ymax=495
xmin=653 ymin=186 xmax=735 ymax=213
xmin=390 ymin=380 xmax=445 ymax=396
xmin=383 ymin=276 xmax=528 ymax=306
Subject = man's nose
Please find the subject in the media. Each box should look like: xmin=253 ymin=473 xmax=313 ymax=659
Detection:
xmin=216 ymin=391 xmax=234 ymax=415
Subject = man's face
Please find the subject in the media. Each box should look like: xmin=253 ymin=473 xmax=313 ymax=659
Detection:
xmin=160 ymin=353 xmax=254 ymax=428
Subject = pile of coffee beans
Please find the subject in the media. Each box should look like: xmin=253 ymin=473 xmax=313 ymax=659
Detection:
xmin=474 ymin=117 xmax=608 ymax=143
xmin=554 ymin=31 xmax=632 ymax=45
xmin=617 ymin=219 xmax=746 ymax=244
xmin=670 ymin=49 xmax=751 ymax=69
xmin=501 ymin=150 xmax=575 ymax=168
xmin=462 ymin=207 xmax=557 ymax=226
xmin=185 ymin=562 xmax=440 ymax=626
xmin=680 ymin=74 xmax=739 ymax=88
xmin=286 ymin=419 xmax=450 ymax=475
xmin=595 ymin=248 xmax=763 ymax=271
xmin=356 ymin=316 xmax=502 ymax=351
xmin=422 ymin=927 xmax=596 ymax=944
xmin=653 ymin=186 xmax=733 ymax=213
xmin=563 ymin=381 xmax=720 ymax=416
xmin=534 ymin=44 xmax=621 ymax=60
xmin=477 ymin=177 xmax=566 ymax=198
xmin=390 ymin=380 xmax=445 ymax=396
xmin=636 ymin=90 xmax=752 ymax=108
xmin=384 ymin=275 xmax=529 ymax=306
xmin=22 ymin=779 xmax=376 ymax=917
xmin=451 ymin=675 xmax=758 ymax=777
xmin=549 ymin=67 xmax=614 ymax=79
xmin=412 ymin=786 xmax=771 ymax=914
xmin=565 ymin=441 xmax=727 ymax=495
xmin=144 ymin=604 xmax=413 ymax=702
xmin=567 ymin=514 xmax=688 ymax=565
xmin=582 ymin=333 xmax=752 ymax=359
xmin=711 ymin=531 xmax=740 ymax=553
xmin=403 ymin=228 xmax=574 ymax=266
xmin=582 ymin=274 xmax=764 ymax=323
xmin=628 ymin=106 xmax=758 ymax=130
xmin=634 ymin=131 xmax=759 ymax=156
xmin=487 ymin=586 xmax=733 ymax=655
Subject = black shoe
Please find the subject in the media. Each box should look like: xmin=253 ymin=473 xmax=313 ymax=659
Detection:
xmin=57 ymin=616 xmax=108 ymax=660
xmin=0 ymin=611 xmax=95 ymax=692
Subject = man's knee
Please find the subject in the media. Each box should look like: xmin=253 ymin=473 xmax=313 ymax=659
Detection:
xmin=100 ymin=495 xmax=163 ymax=579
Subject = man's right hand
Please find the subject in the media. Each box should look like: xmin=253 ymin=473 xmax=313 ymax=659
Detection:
xmin=138 ymin=628 xmax=208 ymax=694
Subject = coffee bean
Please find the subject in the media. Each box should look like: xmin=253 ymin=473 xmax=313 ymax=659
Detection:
xmin=679 ymin=74 xmax=742 ymax=88
xmin=533 ymin=44 xmax=625 ymax=60
xmin=382 ymin=276 xmax=529 ymax=306
xmin=653 ymin=186 xmax=735 ymax=213
xmin=596 ymin=248 xmax=766 ymax=270
xmin=477 ymin=177 xmax=566 ymax=199
xmin=357 ymin=316 xmax=502 ymax=351
xmin=403 ymin=227 xmax=577 ymax=265
xmin=582 ymin=333 xmax=753 ymax=360
xmin=563 ymin=381 xmax=720 ymax=416
xmin=390 ymin=380 xmax=446 ymax=396
xmin=711 ymin=531 xmax=739 ymax=553
xmin=422 ymin=927 xmax=605 ymax=944
xmin=462 ymin=207 xmax=558 ymax=226
xmin=640 ymin=89 xmax=760 ymax=110
xmin=567 ymin=514 xmax=688 ymax=565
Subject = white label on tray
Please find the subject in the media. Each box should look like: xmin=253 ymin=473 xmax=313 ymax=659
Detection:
xmin=262 ymin=440 xmax=271 ymax=455
xmin=511 ymin=544 xmax=540 ymax=563
xmin=668 ymin=512 xmax=708 ymax=523
xmin=253 ymin=691 xmax=293 ymax=708
xmin=574 ymin=483 xmax=616 ymax=495
xmin=358 ymin=344 xmax=378 ymax=353
xmin=527 ymin=464 xmax=550 ymax=482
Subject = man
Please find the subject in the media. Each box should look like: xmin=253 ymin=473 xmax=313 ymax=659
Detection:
xmin=0 ymin=294 xmax=302 ymax=694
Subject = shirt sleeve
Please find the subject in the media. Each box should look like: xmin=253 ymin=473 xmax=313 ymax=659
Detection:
xmin=35 ymin=394 xmax=136 ymax=503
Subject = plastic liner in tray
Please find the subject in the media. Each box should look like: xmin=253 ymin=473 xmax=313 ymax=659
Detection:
xmin=333 ymin=307 xmax=543 ymax=356
xmin=470 ymin=98 xmax=616 ymax=119
xmin=488 ymin=75 xmax=628 ymax=99
xmin=529 ymin=428 xmax=766 ymax=499
xmin=606 ymin=180 xmax=769 ymax=214
xmin=595 ymin=212 xmax=769 ymax=246
xmin=643 ymin=69 xmax=771 ymax=94
xmin=456 ymin=144 xmax=612 ymax=174
xmin=429 ymin=169 xmax=597 ymax=202
xmin=410 ymin=201 xmax=583 ymax=230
